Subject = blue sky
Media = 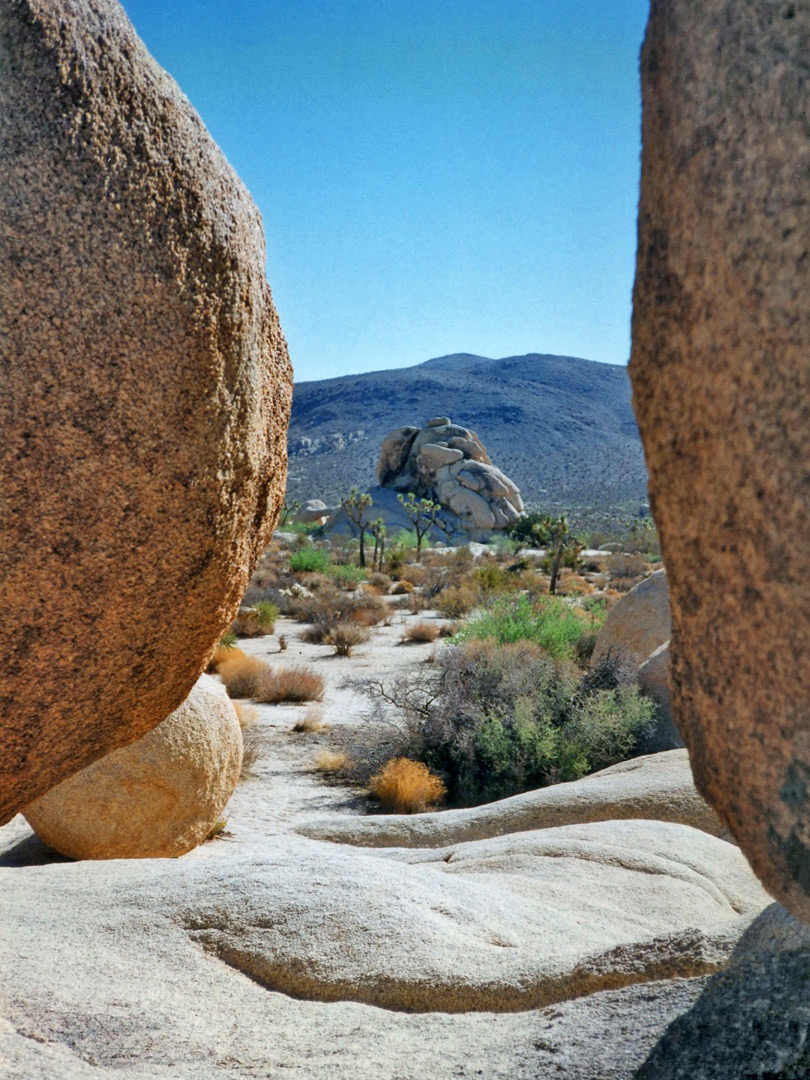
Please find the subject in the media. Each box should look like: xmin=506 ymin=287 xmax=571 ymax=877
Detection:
xmin=123 ymin=1 xmax=649 ymax=382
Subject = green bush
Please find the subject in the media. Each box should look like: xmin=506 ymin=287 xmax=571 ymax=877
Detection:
xmin=345 ymin=639 xmax=655 ymax=806
xmin=289 ymin=548 xmax=331 ymax=574
xmin=454 ymin=594 xmax=587 ymax=659
xmin=327 ymin=563 xmax=367 ymax=586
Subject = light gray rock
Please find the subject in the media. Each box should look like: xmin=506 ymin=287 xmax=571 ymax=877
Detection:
xmin=592 ymin=570 xmax=671 ymax=670
xmin=636 ymin=641 xmax=684 ymax=754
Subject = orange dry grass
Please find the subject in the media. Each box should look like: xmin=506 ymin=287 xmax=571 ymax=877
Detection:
xmin=402 ymin=620 xmax=439 ymax=644
xmin=208 ymin=644 xmax=249 ymax=674
xmin=368 ymin=758 xmax=446 ymax=814
xmin=314 ymin=750 xmax=350 ymax=772
xmin=233 ymin=702 xmax=259 ymax=730
xmin=219 ymin=653 xmax=324 ymax=703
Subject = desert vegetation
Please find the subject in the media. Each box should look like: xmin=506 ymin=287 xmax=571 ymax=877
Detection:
xmin=210 ymin=512 xmax=662 ymax=813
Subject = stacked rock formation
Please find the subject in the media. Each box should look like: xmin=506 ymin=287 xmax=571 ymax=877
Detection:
xmin=631 ymin=0 xmax=810 ymax=920
xmin=0 ymin=0 xmax=292 ymax=824
xmin=377 ymin=417 xmax=523 ymax=531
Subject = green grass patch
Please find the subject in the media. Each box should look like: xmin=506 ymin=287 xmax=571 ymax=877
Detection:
xmin=454 ymin=594 xmax=587 ymax=659
xmin=289 ymin=548 xmax=331 ymax=574
xmin=327 ymin=564 xmax=367 ymax=585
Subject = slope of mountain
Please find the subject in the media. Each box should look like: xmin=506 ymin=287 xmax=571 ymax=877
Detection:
xmin=286 ymin=353 xmax=648 ymax=521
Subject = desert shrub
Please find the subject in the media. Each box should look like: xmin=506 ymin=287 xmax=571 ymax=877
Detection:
xmin=290 ymin=548 xmax=331 ymax=574
xmin=328 ymin=563 xmax=367 ymax=588
xmin=391 ymin=580 xmax=414 ymax=594
xmin=314 ymin=750 xmax=350 ymax=772
xmin=233 ymin=702 xmax=259 ymax=730
xmin=435 ymin=583 xmax=478 ymax=618
xmin=218 ymin=652 xmax=270 ymax=698
xmin=233 ymin=600 xmax=279 ymax=637
xmin=341 ymin=592 xmax=388 ymax=626
xmin=605 ymin=552 xmax=647 ymax=580
xmin=207 ymin=640 xmax=242 ymax=673
xmin=407 ymin=591 xmax=430 ymax=614
xmin=454 ymin=595 xmax=586 ymax=659
xmin=291 ymin=707 xmax=325 ymax=733
xmin=368 ymin=758 xmax=446 ymax=813
xmin=402 ymin=620 xmax=440 ymax=644
xmin=300 ymin=623 xmax=332 ymax=645
xmin=366 ymin=571 xmax=392 ymax=592
xmin=219 ymin=654 xmax=324 ymax=703
xmin=240 ymin=726 xmax=262 ymax=780
xmin=399 ymin=564 xmax=429 ymax=588
xmin=206 ymin=817 xmax=228 ymax=840
xmin=333 ymin=622 xmax=370 ymax=656
xmin=473 ymin=561 xmax=519 ymax=593
xmin=342 ymin=639 xmax=654 ymax=806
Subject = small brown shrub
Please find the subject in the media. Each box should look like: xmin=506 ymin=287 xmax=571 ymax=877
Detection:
xmin=342 ymin=592 xmax=388 ymax=626
xmin=403 ymin=621 xmax=440 ymax=644
xmin=240 ymin=726 xmax=262 ymax=780
xmin=300 ymin=623 xmax=333 ymax=645
xmin=391 ymin=580 xmax=414 ymax=595
xmin=367 ymin=572 xmax=392 ymax=592
xmin=233 ymin=702 xmax=259 ymax=730
xmin=291 ymin=707 xmax=325 ymax=733
xmin=606 ymin=552 xmax=647 ymax=580
xmin=400 ymin=564 xmax=429 ymax=588
xmin=435 ymin=584 xmax=478 ymax=618
xmin=368 ymin=758 xmax=446 ymax=813
xmin=333 ymin=622 xmax=370 ymax=656
xmin=207 ymin=643 xmax=246 ymax=673
xmin=314 ymin=750 xmax=350 ymax=772
xmin=220 ymin=655 xmax=324 ymax=703
xmin=218 ymin=653 xmax=271 ymax=698
xmin=407 ymin=592 xmax=430 ymax=614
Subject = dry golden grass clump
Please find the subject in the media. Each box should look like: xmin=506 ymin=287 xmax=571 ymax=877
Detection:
xmin=314 ymin=750 xmax=350 ymax=773
xmin=399 ymin=564 xmax=429 ymax=588
xmin=435 ymin=583 xmax=478 ymax=618
xmin=368 ymin=758 xmax=446 ymax=814
xmin=342 ymin=592 xmax=388 ymax=627
xmin=365 ymin=571 xmax=393 ymax=593
xmin=402 ymin=621 xmax=440 ymax=644
xmin=291 ymin=707 xmax=325 ymax=733
xmin=391 ymin=579 xmax=414 ymax=595
xmin=233 ymin=702 xmax=259 ymax=730
xmin=218 ymin=652 xmax=324 ymax=704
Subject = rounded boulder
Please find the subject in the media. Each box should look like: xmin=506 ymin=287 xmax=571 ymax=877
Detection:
xmin=23 ymin=676 xmax=243 ymax=860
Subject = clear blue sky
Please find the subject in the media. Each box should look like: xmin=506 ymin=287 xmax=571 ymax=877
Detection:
xmin=123 ymin=1 xmax=649 ymax=383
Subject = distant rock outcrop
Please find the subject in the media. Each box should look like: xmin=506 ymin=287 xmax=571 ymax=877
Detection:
xmin=0 ymin=0 xmax=292 ymax=824
xmin=377 ymin=417 xmax=523 ymax=532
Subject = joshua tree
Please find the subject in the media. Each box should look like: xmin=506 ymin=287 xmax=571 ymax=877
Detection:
xmin=278 ymin=498 xmax=301 ymax=527
xmin=369 ymin=518 xmax=387 ymax=572
xmin=397 ymin=493 xmax=441 ymax=561
xmin=545 ymin=515 xmax=583 ymax=595
xmin=340 ymin=489 xmax=373 ymax=567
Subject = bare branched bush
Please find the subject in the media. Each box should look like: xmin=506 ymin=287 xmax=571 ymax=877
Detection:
xmin=435 ymin=583 xmax=478 ymax=618
xmin=219 ymin=654 xmax=324 ymax=703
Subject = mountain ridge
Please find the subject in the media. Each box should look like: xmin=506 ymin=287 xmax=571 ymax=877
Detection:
xmin=286 ymin=353 xmax=648 ymax=523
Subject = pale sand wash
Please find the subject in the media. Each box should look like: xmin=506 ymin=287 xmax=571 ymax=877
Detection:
xmin=1 ymin=612 xmax=771 ymax=1079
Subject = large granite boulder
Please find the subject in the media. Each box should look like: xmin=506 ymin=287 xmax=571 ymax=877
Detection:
xmin=376 ymin=417 xmax=522 ymax=532
xmin=0 ymin=0 xmax=292 ymax=823
xmin=24 ymin=675 xmax=243 ymax=860
xmin=636 ymin=903 xmax=810 ymax=1079
xmin=592 ymin=570 xmax=671 ymax=670
xmin=631 ymin=0 xmax=810 ymax=919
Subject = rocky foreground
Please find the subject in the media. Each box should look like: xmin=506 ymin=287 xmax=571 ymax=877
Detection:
xmin=0 ymin=616 xmax=775 ymax=1079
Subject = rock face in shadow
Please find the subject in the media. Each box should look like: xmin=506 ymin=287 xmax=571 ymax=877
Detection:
xmin=630 ymin=0 xmax=810 ymax=919
xmin=24 ymin=676 xmax=243 ymax=860
xmin=0 ymin=0 xmax=292 ymax=823
xmin=635 ymin=903 xmax=810 ymax=1079
xmin=591 ymin=570 xmax=671 ymax=671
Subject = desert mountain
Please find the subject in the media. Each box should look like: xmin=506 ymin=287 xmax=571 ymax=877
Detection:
xmin=287 ymin=353 xmax=648 ymax=522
